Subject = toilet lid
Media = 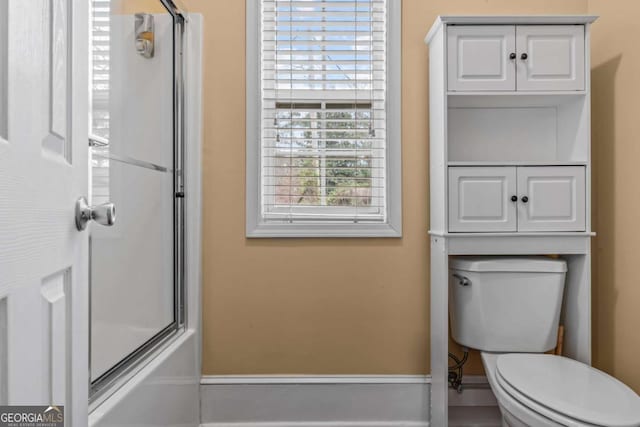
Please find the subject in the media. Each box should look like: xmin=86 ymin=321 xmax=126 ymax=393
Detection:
xmin=496 ymin=354 xmax=640 ymax=427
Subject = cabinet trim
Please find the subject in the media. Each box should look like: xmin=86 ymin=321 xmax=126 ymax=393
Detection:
xmin=426 ymin=15 xmax=598 ymax=43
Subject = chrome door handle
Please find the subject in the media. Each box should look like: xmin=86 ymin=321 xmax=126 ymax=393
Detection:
xmin=75 ymin=197 xmax=116 ymax=231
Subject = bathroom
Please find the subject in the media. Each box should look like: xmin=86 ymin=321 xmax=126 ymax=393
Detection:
xmin=1 ymin=0 xmax=640 ymax=426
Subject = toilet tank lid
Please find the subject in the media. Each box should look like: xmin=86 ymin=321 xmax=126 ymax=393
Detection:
xmin=449 ymin=257 xmax=567 ymax=273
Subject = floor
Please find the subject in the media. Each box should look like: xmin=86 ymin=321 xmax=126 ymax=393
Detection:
xmin=449 ymin=406 xmax=503 ymax=427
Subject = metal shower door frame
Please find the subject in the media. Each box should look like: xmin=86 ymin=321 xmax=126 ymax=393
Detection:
xmin=89 ymin=0 xmax=187 ymax=402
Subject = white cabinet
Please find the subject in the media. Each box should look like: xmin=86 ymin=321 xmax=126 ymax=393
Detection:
xmin=449 ymin=166 xmax=586 ymax=232
xmin=517 ymin=166 xmax=586 ymax=231
xmin=447 ymin=26 xmax=516 ymax=91
xmin=427 ymin=17 xmax=596 ymax=427
xmin=516 ymin=25 xmax=585 ymax=91
xmin=447 ymin=25 xmax=585 ymax=92
xmin=448 ymin=167 xmax=517 ymax=232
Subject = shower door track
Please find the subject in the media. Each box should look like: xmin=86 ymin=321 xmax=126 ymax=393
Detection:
xmin=89 ymin=1 xmax=187 ymax=403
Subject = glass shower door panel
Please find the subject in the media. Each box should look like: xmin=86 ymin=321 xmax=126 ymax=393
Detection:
xmin=90 ymin=7 xmax=176 ymax=382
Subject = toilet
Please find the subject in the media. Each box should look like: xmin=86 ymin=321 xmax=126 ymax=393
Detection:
xmin=449 ymin=257 xmax=640 ymax=427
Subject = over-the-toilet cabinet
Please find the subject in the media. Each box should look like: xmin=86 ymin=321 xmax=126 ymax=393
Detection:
xmin=427 ymin=16 xmax=596 ymax=427
xmin=448 ymin=25 xmax=585 ymax=91
xmin=442 ymin=22 xmax=592 ymax=235
xmin=449 ymin=166 xmax=586 ymax=232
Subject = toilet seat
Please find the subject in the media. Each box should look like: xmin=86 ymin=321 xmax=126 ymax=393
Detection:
xmin=495 ymin=354 xmax=640 ymax=427
xmin=496 ymin=364 xmax=600 ymax=427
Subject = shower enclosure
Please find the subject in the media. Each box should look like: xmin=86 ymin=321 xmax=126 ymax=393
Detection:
xmin=88 ymin=0 xmax=186 ymax=399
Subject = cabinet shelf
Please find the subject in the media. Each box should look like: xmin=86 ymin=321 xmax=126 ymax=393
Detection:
xmin=431 ymin=232 xmax=594 ymax=256
xmin=446 ymin=96 xmax=589 ymax=163
xmin=447 ymin=90 xmax=587 ymax=96
xmin=448 ymin=161 xmax=588 ymax=167
xmin=429 ymin=231 xmax=595 ymax=237
xmin=447 ymin=92 xmax=587 ymax=108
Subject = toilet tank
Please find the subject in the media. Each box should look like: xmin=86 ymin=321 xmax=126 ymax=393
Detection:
xmin=449 ymin=257 xmax=567 ymax=353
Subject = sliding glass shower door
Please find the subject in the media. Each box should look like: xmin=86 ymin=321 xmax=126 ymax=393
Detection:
xmin=89 ymin=0 xmax=184 ymax=396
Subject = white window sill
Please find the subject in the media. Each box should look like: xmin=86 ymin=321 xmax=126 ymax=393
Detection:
xmin=246 ymin=222 xmax=402 ymax=238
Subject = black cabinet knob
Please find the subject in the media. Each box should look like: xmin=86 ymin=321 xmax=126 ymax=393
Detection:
xmin=511 ymin=195 xmax=518 ymax=202
xmin=521 ymin=53 xmax=528 ymax=60
xmin=521 ymin=196 xmax=529 ymax=203
xmin=509 ymin=52 xmax=516 ymax=60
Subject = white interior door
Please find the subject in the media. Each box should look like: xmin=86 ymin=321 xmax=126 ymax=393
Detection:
xmin=516 ymin=25 xmax=585 ymax=91
xmin=448 ymin=167 xmax=517 ymax=232
xmin=0 ymin=0 xmax=89 ymax=424
xmin=447 ymin=25 xmax=516 ymax=91
xmin=517 ymin=166 xmax=586 ymax=231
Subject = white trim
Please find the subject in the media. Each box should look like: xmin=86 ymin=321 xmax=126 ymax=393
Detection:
xmin=448 ymin=375 xmax=498 ymax=407
xmin=386 ymin=0 xmax=402 ymax=237
xmin=184 ymin=10 xmax=203 ymax=368
xmin=201 ymin=375 xmax=430 ymax=427
xmin=425 ymin=15 xmax=598 ymax=43
xmin=437 ymin=15 xmax=597 ymax=24
xmin=0 ymin=0 xmax=7 ymax=140
xmin=246 ymin=222 xmax=402 ymax=238
xmin=245 ymin=0 xmax=261 ymax=237
xmin=201 ymin=374 xmax=431 ymax=385
xmin=245 ymin=0 xmax=402 ymax=238
xmin=201 ymin=423 xmax=429 ymax=427
xmin=428 ymin=231 xmax=596 ymax=237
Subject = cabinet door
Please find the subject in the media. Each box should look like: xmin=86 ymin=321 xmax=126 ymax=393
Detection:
xmin=517 ymin=166 xmax=586 ymax=231
xmin=448 ymin=167 xmax=517 ymax=232
xmin=447 ymin=26 xmax=516 ymax=91
xmin=516 ymin=25 xmax=585 ymax=91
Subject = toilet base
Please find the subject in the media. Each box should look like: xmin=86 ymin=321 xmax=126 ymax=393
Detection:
xmin=501 ymin=406 xmax=538 ymax=427
xmin=481 ymin=352 xmax=566 ymax=427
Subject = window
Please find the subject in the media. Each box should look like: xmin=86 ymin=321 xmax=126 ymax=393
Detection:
xmin=247 ymin=0 xmax=401 ymax=237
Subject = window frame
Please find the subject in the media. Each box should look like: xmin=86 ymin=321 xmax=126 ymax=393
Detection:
xmin=246 ymin=0 xmax=402 ymax=238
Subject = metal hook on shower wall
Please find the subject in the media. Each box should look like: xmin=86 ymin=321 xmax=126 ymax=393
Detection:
xmin=135 ymin=13 xmax=154 ymax=58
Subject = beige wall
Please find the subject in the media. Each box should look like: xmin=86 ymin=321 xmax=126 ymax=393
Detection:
xmin=112 ymin=0 xmax=640 ymax=392
xmin=174 ymin=0 xmax=590 ymax=376
xmin=111 ymin=0 xmax=640 ymax=395
xmin=113 ymin=0 xmax=167 ymax=13
xmin=193 ymin=0 xmax=428 ymax=375
xmin=589 ymin=0 xmax=640 ymax=393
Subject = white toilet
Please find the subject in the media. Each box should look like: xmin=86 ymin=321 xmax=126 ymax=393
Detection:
xmin=449 ymin=257 xmax=640 ymax=427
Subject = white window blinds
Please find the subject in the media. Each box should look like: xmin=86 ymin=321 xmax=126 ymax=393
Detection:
xmin=91 ymin=0 xmax=111 ymax=140
xmin=261 ymin=0 xmax=388 ymax=223
xmin=90 ymin=0 xmax=111 ymax=206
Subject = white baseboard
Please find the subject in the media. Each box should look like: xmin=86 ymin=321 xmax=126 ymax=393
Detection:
xmin=200 ymin=375 xmax=431 ymax=427
xmin=201 ymin=375 xmax=431 ymax=385
xmin=449 ymin=376 xmax=501 ymax=427
xmin=201 ymin=423 xmax=428 ymax=427
xmin=448 ymin=375 xmax=498 ymax=407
